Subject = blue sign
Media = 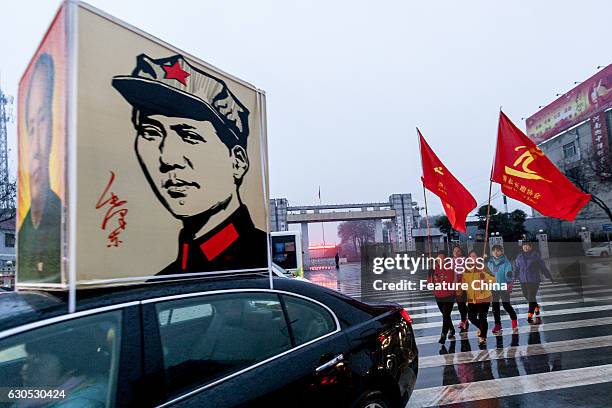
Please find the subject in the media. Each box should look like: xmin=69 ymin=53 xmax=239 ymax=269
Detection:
xmin=603 ymin=224 xmax=612 ymax=232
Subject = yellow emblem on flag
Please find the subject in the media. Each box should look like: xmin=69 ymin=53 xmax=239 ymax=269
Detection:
xmin=504 ymin=146 xmax=552 ymax=183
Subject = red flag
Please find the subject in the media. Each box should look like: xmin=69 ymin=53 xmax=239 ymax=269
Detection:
xmin=492 ymin=111 xmax=591 ymax=221
xmin=419 ymin=130 xmax=477 ymax=233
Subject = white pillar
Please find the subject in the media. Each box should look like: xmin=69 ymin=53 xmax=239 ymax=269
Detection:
xmin=375 ymin=219 xmax=383 ymax=242
xmin=301 ymin=223 xmax=310 ymax=268
xmin=536 ymin=233 xmax=550 ymax=259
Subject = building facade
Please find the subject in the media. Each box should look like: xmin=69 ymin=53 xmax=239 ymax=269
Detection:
xmin=526 ymin=65 xmax=612 ymax=236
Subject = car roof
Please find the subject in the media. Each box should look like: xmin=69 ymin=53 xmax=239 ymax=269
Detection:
xmin=0 ymin=274 xmax=362 ymax=333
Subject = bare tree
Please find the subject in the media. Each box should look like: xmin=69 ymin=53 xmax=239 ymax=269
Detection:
xmin=560 ymin=146 xmax=612 ymax=222
xmin=338 ymin=220 xmax=375 ymax=256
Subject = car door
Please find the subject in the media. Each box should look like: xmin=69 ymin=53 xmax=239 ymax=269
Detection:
xmin=0 ymin=304 xmax=140 ymax=408
xmin=143 ymin=290 xmax=352 ymax=408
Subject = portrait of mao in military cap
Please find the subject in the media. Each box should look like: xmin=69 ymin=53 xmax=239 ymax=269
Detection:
xmin=113 ymin=54 xmax=267 ymax=276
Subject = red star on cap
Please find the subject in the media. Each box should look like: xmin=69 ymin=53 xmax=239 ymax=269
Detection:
xmin=162 ymin=61 xmax=190 ymax=85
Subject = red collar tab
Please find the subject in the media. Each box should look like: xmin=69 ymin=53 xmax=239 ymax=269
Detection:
xmin=181 ymin=243 xmax=189 ymax=271
xmin=200 ymin=223 xmax=239 ymax=261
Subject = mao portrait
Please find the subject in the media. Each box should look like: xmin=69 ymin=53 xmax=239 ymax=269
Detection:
xmin=18 ymin=53 xmax=62 ymax=283
xmin=112 ymin=54 xmax=268 ymax=276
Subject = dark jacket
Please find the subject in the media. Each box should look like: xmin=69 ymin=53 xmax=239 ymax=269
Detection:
xmin=514 ymin=251 xmax=552 ymax=283
xmin=157 ymin=205 xmax=268 ymax=275
xmin=17 ymin=190 xmax=62 ymax=283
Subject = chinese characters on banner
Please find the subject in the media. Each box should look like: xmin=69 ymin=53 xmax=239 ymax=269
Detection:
xmin=589 ymin=112 xmax=612 ymax=179
xmin=500 ymin=174 xmax=541 ymax=206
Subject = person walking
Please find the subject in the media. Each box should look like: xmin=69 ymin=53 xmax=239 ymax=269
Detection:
xmin=487 ymin=245 xmax=518 ymax=333
xmin=427 ymin=251 xmax=456 ymax=344
xmin=462 ymin=250 xmax=496 ymax=346
xmin=452 ymin=245 xmax=469 ymax=333
xmin=334 ymin=252 xmax=340 ymax=269
xmin=514 ymin=240 xmax=553 ymax=324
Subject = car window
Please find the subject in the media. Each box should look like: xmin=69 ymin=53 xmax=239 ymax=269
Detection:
xmin=0 ymin=311 xmax=122 ymax=407
xmin=155 ymin=292 xmax=292 ymax=398
xmin=282 ymin=295 xmax=336 ymax=346
xmin=158 ymin=304 xmax=213 ymax=327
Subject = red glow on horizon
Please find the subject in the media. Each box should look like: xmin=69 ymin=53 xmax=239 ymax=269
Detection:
xmin=308 ymin=244 xmax=338 ymax=250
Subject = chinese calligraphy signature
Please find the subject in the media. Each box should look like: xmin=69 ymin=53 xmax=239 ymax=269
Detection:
xmin=96 ymin=171 xmax=128 ymax=247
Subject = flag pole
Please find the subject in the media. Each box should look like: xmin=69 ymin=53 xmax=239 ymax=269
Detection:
xmin=422 ymin=182 xmax=433 ymax=257
xmin=417 ymin=128 xmax=433 ymax=257
xmin=483 ymin=178 xmax=493 ymax=257
xmin=484 ymin=106 xmax=502 ymax=257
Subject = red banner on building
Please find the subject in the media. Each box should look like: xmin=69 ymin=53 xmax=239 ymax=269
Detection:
xmin=526 ymin=64 xmax=612 ymax=144
xmin=590 ymin=112 xmax=612 ymax=179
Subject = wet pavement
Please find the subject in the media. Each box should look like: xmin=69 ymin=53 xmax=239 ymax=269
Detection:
xmin=304 ymin=259 xmax=612 ymax=408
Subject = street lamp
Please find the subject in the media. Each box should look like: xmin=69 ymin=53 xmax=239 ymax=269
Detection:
xmin=538 ymin=229 xmax=544 ymax=234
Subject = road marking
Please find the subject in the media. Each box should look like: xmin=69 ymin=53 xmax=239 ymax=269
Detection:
xmin=403 ymin=287 xmax=612 ymax=315
xmin=415 ymin=316 xmax=612 ymax=345
xmin=344 ymin=282 xmax=606 ymax=302
xmin=410 ymin=295 xmax=612 ymax=320
xmin=411 ymin=303 xmax=612 ymax=330
xmin=406 ymin=364 xmax=612 ymax=407
xmin=362 ymin=283 xmax=604 ymax=302
xmin=419 ymin=334 xmax=612 ymax=368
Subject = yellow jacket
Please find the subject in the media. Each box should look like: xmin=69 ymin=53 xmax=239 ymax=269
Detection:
xmin=460 ymin=267 xmax=496 ymax=304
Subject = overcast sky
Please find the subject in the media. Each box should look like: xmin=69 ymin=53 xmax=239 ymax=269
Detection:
xmin=2 ymin=0 xmax=610 ymax=244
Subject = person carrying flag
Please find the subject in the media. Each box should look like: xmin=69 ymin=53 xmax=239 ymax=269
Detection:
xmin=514 ymin=240 xmax=553 ymax=324
xmin=462 ymin=250 xmax=496 ymax=347
xmin=487 ymin=244 xmax=518 ymax=333
xmin=427 ymin=251 xmax=457 ymax=344
xmin=451 ymin=245 xmax=469 ymax=333
xmin=418 ymin=128 xmax=476 ymax=335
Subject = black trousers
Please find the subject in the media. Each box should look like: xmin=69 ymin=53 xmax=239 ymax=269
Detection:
xmin=436 ymin=296 xmax=455 ymax=336
xmin=520 ymin=282 xmax=540 ymax=314
xmin=492 ymin=290 xmax=517 ymax=324
xmin=456 ymin=292 xmax=468 ymax=322
xmin=467 ymin=302 xmax=490 ymax=338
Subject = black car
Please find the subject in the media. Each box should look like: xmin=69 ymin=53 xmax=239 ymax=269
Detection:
xmin=0 ymin=276 xmax=418 ymax=407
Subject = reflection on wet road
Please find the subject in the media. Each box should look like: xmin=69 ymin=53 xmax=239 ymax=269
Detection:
xmin=305 ymin=261 xmax=612 ymax=407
